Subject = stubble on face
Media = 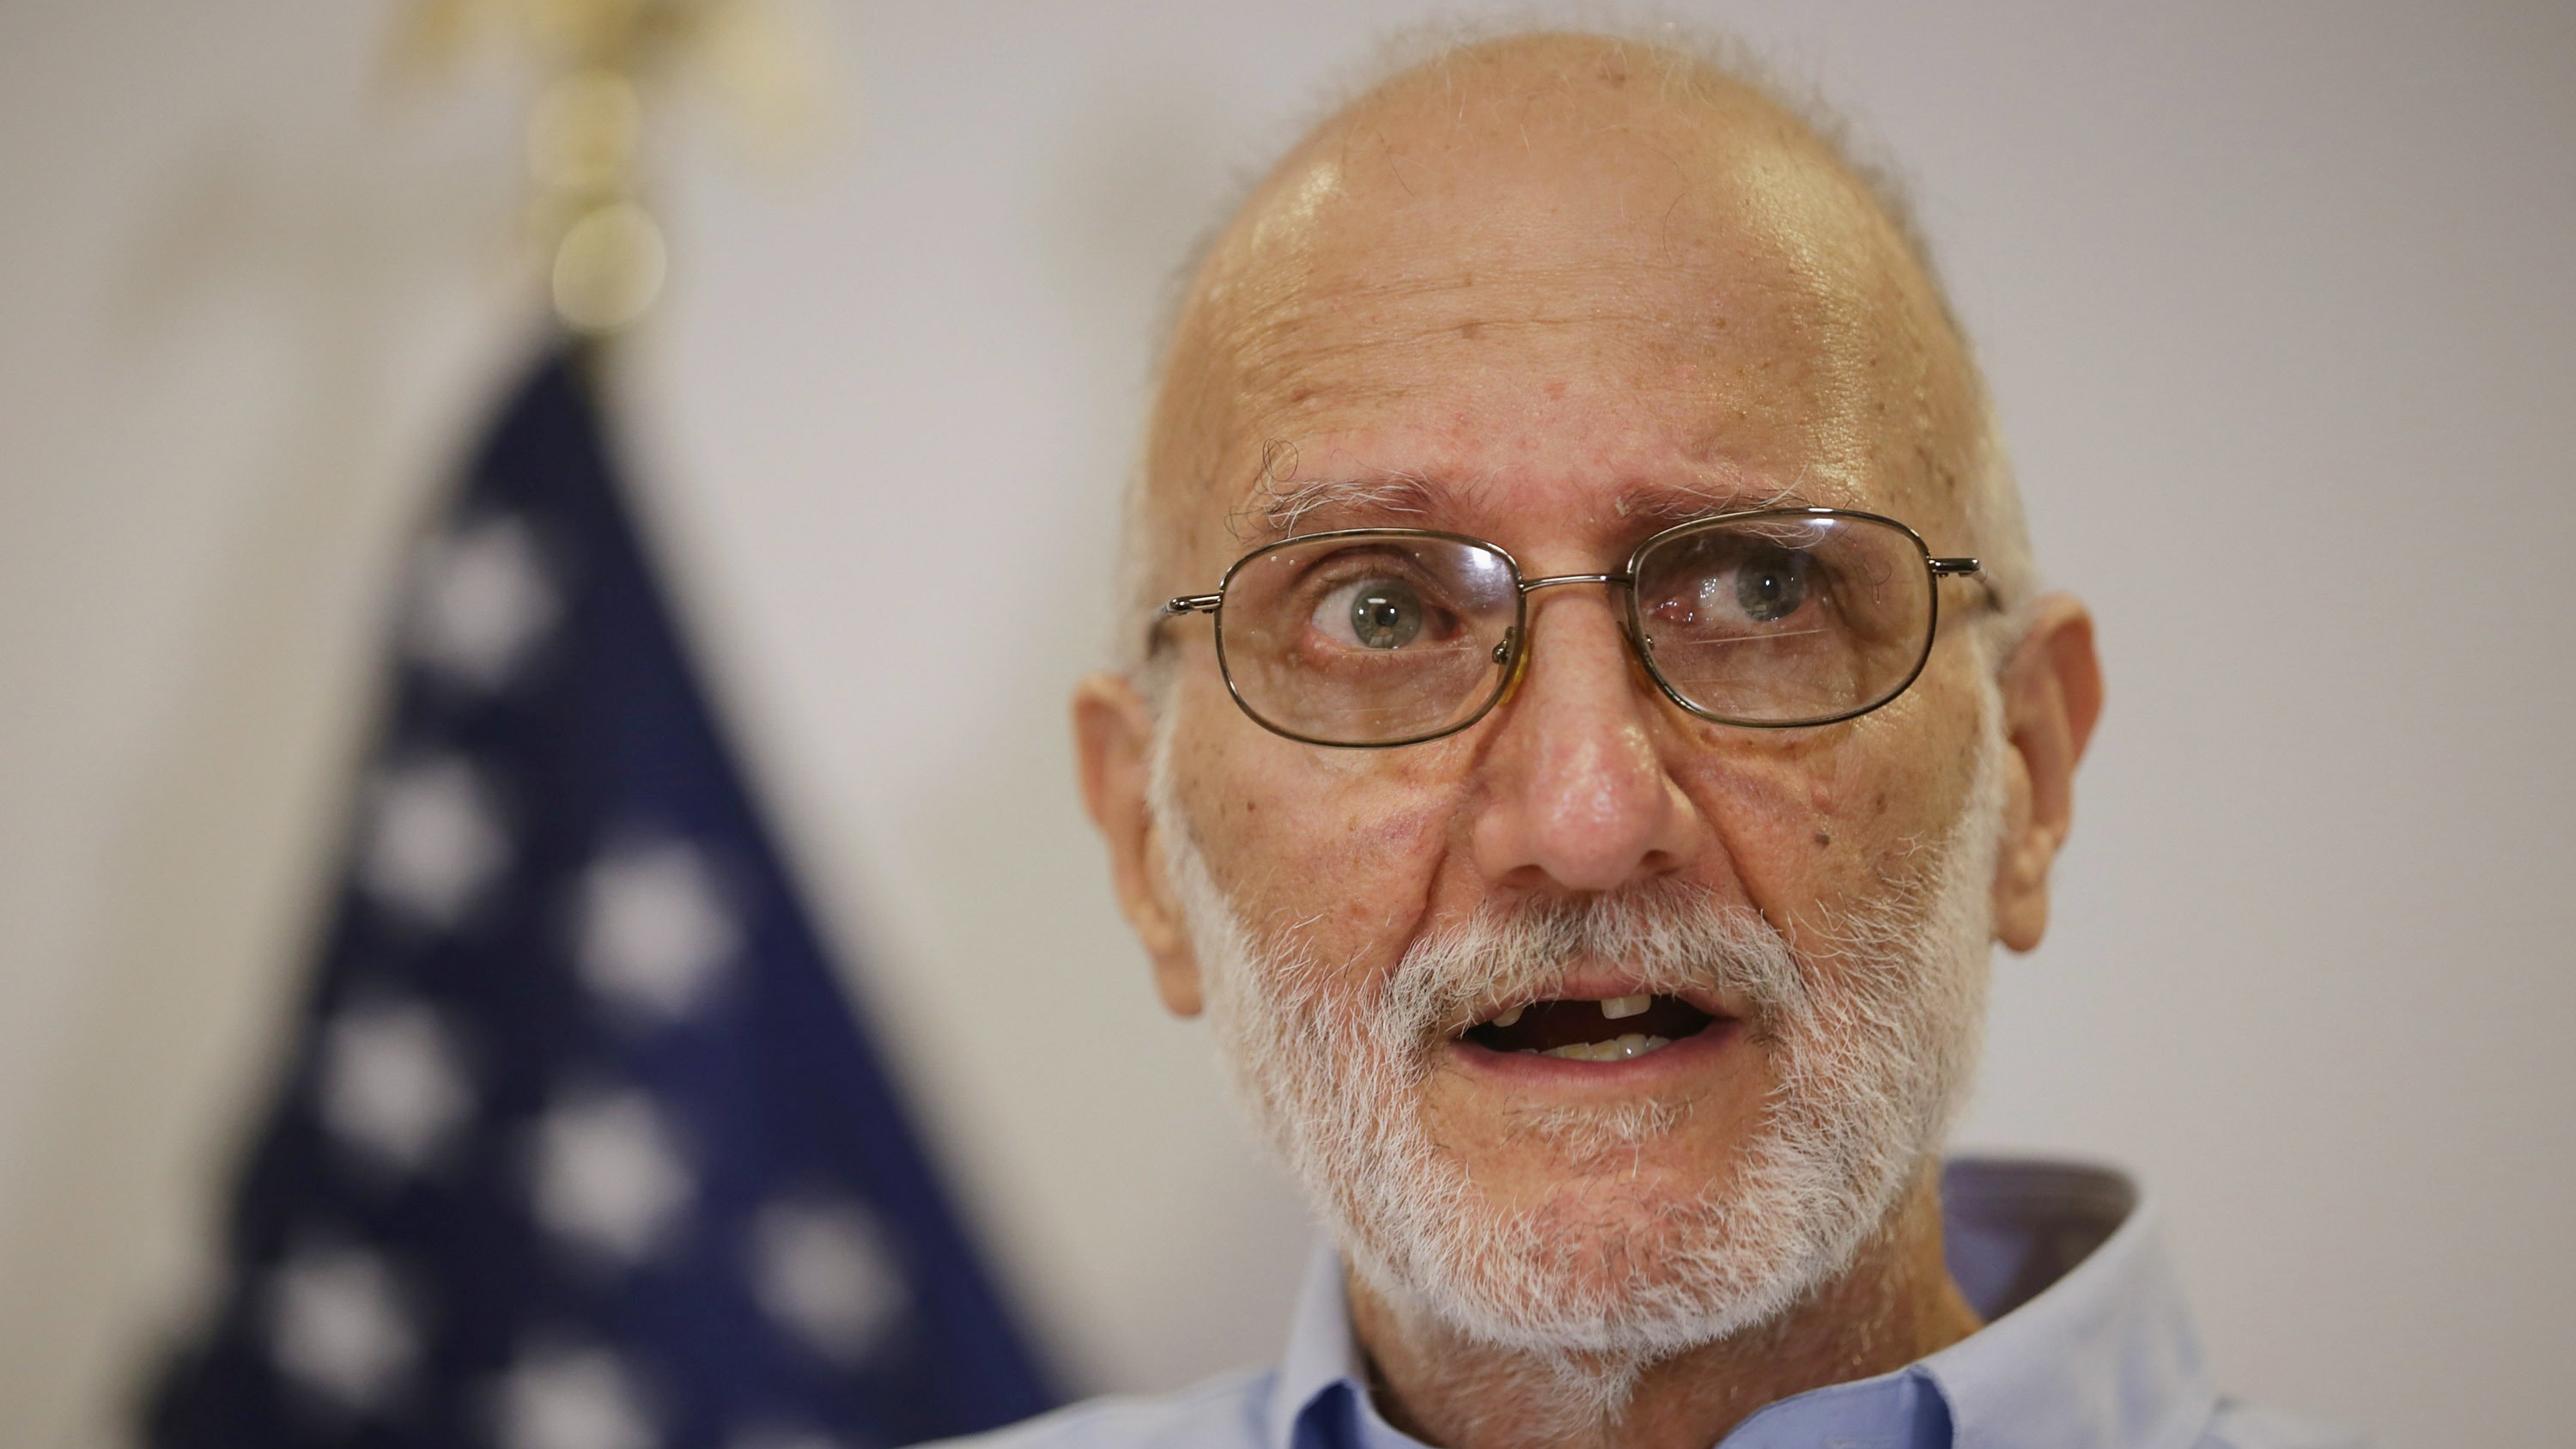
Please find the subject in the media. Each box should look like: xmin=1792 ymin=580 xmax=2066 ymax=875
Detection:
xmin=1133 ymin=31 xmax=2013 ymax=1422
xmin=1151 ymin=699 xmax=2005 ymax=1372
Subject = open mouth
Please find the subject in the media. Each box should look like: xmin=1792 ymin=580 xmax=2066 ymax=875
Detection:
xmin=1459 ymin=995 xmax=1722 ymax=1062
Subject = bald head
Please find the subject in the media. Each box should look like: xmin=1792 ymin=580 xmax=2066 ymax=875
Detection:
xmin=1123 ymin=29 xmax=2028 ymax=671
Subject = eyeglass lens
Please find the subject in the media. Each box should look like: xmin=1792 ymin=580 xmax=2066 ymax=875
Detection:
xmin=1216 ymin=533 xmax=1521 ymax=746
xmin=1630 ymin=514 xmax=1931 ymax=728
xmin=1212 ymin=514 xmax=1936 ymax=746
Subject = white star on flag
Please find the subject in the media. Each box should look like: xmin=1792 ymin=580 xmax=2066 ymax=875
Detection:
xmin=750 ymin=1197 xmax=908 ymax=1367
xmin=404 ymin=513 xmax=560 ymax=691
xmin=532 ymin=1089 xmax=694 ymax=1263
xmin=494 ymin=1343 xmax=659 ymax=1449
xmin=319 ymin=997 xmax=473 ymax=1172
xmin=358 ymin=758 xmax=507 ymax=928
xmin=265 ymin=1242 xmax=417 ymax=1414
xmin=576 ymin=839 xmax=741 ymax=1022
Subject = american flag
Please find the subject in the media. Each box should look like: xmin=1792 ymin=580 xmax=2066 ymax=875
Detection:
xmin=145 ymin=348 xmax=1054 ymax=1449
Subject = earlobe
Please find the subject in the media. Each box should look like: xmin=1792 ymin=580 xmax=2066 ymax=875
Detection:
xmin=1990 ymin=597 xmax=2104 ymax=953
xmin=1071 ymin=673 xmax=1205 ymax=1016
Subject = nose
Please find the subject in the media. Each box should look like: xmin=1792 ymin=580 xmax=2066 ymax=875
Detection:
xmin=1468 ymin=588 xmax=1699 ymax=893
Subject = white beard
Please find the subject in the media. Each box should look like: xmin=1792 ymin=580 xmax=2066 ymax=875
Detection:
xmin=1148 ymin=703 xmax=2006 ymax=1369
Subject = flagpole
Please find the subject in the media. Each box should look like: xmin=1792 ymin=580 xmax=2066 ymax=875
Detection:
xmin=389 ymin=0 xmax=830 ymax=344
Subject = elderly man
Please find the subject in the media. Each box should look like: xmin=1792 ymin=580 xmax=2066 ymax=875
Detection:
xmin=987 ymin=27 xmax=2347 ymax=1449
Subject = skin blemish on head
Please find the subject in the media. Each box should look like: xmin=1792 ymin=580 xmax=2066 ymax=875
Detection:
xmin=1814 ymin=831 xmax=1832 ymax=848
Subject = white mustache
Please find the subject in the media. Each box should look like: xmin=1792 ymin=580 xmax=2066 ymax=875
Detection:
xmin=1344 ymin=883 xmax=1811 ymax=1056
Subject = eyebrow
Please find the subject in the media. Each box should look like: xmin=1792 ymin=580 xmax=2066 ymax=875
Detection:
xmin=1234 ymin=472 xmax=1833 ymax=540
xmin=1236 ymin=475 xmax=1440 ymax=538
xmin=1610 ymin=478 xmax=1827 ymax=525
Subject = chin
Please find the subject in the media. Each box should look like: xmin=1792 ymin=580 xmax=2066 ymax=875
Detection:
xmin=1346 ymin=1129 xmax=1873 ymax=1358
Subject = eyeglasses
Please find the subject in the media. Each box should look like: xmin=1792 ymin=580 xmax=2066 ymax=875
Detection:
xmin=1156 ymin=508 xmax=1987 ymax=748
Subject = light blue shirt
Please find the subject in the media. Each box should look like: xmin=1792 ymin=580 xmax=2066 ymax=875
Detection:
xmin=930 ymin=1160 xmax=2362 ymax=1449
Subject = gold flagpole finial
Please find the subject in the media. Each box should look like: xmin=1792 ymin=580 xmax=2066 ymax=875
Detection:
xmin=392 ymin=0 xmax=833 ymax=337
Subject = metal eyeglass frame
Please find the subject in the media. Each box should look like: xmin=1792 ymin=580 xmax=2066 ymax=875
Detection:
xmin=1155 ymin=506 xmax=1989 ymax=748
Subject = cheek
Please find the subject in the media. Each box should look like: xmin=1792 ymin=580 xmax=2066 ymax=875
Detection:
xmin=1669 ymin=689 xmax=1978 ymax=932
xmin=1174 ymin=691 xmax=1459 ymax=962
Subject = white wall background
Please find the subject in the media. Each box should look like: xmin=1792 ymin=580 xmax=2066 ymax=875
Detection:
xmin=2 ymin=3 xmax=2568 ymax=1446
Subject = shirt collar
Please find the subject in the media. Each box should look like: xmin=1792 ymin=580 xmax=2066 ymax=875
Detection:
xmin=1917 ymin=1159 xmax=2216 ymax=1449
xmin=1267 ymin=1235 xmax=1376 ymax=1449
xmin=1261 ymin=1158 xmax=2214 ymax=1449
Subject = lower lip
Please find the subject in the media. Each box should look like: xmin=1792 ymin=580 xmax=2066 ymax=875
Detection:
xmin=1444 ymin=1017 xmax=1747 ymax=1087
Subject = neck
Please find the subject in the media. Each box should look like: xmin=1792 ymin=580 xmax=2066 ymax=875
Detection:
xmin=1345 ymin=1166 xmax=1980 ymax=1449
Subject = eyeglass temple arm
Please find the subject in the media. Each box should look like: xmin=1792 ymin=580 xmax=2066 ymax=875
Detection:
xmin=1144 ymin=594 xmax=1224 ymax=653
xmin=1929 ymin=557 xmax=2005 ymax=613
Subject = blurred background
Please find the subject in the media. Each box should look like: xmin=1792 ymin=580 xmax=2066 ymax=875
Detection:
xmin=1 ymin=1 xmax=2569 ymax=1446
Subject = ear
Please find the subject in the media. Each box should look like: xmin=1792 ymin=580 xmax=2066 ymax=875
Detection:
xmin=1072 ymin=671 xmax=1204 ymax=1016
xmin=1990 ymin=594 xmax=2105 ymax=952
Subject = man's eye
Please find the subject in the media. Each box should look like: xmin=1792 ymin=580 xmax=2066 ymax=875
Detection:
xmin=1728 ymin=548 xmax=1810 ymax=622
xmin=1315 ymin=577 xmax=1427 ymax=648
xmin=1650 ymin=546 xmax=1814 ymax=628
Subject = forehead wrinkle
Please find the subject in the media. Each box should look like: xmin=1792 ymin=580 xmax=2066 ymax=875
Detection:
xmin=1222 ymin=278 xmax=1750 ymax=438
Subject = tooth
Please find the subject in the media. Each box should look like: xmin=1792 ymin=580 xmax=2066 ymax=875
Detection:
xmin=1600 ymin=995 xmax=1649 ymax=1020
xmin=1534 ymin=1034 xmax=1678 ymax=1062
xmin=1544 ymin=1040 xmax=1622 ymax=1062
xmin=1491 ymin=1005 xmax=1524 ymax=1028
